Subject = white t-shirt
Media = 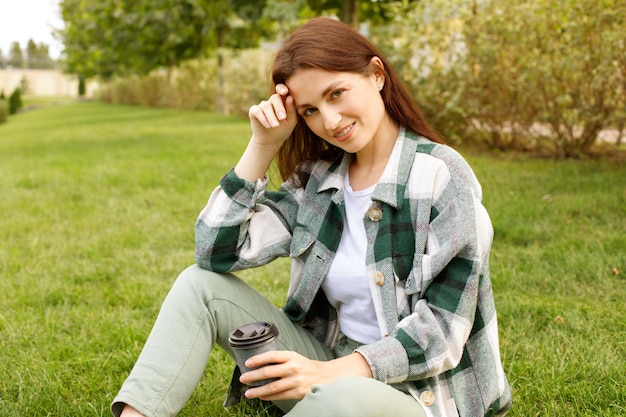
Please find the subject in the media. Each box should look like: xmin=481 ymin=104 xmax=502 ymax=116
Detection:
xmin=322 ymin=174 xmax=381 ymax=344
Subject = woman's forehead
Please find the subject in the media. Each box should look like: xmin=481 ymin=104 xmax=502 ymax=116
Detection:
xmin=286 ymin=69 xmax=358 ymax=103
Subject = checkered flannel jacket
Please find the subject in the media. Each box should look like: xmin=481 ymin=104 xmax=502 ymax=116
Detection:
xmin=196 ymin=128 xmax=512 ymax=417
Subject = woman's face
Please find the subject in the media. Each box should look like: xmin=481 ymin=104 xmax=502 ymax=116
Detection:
xmin=285 ymin=61 xmax=395 ymax=155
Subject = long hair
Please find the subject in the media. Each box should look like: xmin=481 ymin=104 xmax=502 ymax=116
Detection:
xmin=271 ymin=17 xmax=443 ymax=184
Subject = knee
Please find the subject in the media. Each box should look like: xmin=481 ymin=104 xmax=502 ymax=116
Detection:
xmin=170 ymin=265 xmax=239 ymax=301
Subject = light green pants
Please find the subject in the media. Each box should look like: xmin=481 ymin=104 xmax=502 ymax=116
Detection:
xmin=111 ymin=265 xmax=427 ymax=417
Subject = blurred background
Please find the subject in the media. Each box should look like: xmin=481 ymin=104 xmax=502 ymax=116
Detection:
xmin=1 ymin=0 xmax=624 ymax=157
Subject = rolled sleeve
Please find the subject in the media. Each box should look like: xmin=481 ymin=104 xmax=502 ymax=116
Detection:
xmin=355 ymin=337 xmax=409 ymax=384
xmin=219 ymin=168 xmax=268 ymax=209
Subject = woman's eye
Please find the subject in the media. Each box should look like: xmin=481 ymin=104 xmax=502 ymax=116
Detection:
xmin=303 ymin=108 xmax=317 ymax=117
xmin=332 ymin=89 xmax=345 ymax=99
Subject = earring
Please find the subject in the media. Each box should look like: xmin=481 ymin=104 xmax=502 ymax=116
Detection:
xmin=378 ymin=84 xmax=384 ymax=91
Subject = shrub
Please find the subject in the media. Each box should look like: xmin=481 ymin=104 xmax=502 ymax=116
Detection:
xmin=78 ymin=76 xmax=86 ymax=97
xmin=9 ymin=87 xmax=22 ymax=115
xmin=465 ymin=0 xmax=626 ymax=157
xmin=98 ymin=74 xmax=169 ymax=107
xmin=0 ymin=99 xmax=7 ymax=123
xmin=218 ymin=48 xmax=272 ymax=116
xmin=380 ymin=0 xmax=626 ymax=156
xmin=96 ymin=48 xmax=271 ymax=116
xmin=170 ymin=59 xmax=217 ymax=111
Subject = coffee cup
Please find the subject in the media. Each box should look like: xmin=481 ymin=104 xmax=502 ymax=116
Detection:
xmin=228 ymin=321 xmax=280 ymax=387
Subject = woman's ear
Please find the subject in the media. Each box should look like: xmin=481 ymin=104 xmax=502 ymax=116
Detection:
xmin=369 ymin=56 xmax=386 ymax=90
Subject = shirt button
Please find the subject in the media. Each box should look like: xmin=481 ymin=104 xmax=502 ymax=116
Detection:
xmin=374 ymin=271 xmax=385 ymax=286
xmin=420 ymin=390 xmax=435 ymax=407
xmin=367 ymin=207 xmax=383 ymax=222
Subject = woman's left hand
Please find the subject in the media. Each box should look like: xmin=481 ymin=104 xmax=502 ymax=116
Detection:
xmin=240 ymin=350 xmax=373 ymax=401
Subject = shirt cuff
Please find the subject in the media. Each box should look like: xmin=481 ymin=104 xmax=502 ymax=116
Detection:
xmin=219 ymin=168 xmax=268 ymax=208
xmin=355 ymin=336 xmax=409 ymax=384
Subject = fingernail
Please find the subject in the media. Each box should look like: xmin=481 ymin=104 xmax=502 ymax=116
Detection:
xmin=278 ymin=111 xmax=286 ymax=119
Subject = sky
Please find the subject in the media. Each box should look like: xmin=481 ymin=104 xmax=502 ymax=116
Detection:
xmin=0 ymin=0 xmax=64 ymax=59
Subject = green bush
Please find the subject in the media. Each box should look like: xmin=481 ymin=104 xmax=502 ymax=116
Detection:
xmin=9 ymin=87 xmax=23 ymax=115
xmin=379 ymin=0 xmax=626 ymax=156
xmin=96 ymin=48 xmax=270 ymax=116
xmin=0 ymin=99 xmax=7 ymax=124
xmin=78 ymin=76 xmax=86 ymax=97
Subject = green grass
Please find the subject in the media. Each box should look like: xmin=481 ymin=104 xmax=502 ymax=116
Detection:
xmin=1 ymin=102 xmax=624 ymax=416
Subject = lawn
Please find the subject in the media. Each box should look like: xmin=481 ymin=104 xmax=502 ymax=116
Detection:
xmin=1 ymin=101 xmax=624 ymax=416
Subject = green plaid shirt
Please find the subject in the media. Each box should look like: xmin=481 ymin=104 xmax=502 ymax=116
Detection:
xmin=196 ymin=128 xmax=511 ymax=417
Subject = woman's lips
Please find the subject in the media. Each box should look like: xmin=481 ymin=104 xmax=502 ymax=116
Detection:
xmin=333 ymin=122 xmax=355 ymax=142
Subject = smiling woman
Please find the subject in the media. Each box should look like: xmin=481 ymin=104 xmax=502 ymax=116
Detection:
xmin=112 ymin=17 xmax=512 ymax=417
xmin=270 ymin=17 xmax=443 ymax=188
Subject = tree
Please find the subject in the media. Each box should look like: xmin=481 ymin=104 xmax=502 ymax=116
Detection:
xmin=7 ymin=42 xmax=24 ymax=69
xmin=304 ymin=0 xmax=358 ymax=27
xmin=9 ymin=88 xmax=23 ymax=114
xmin=26 ymin=39 xmax=55 ymax=69
xmin=59 ymin=0 xmax=212 ymax=81
xmin=59 ymin=0 xmax=270 ymax=112
xmin=205 ymin=0 xmax=269 ymax=113
xmin=305 ymin=0 xmax=416 ymax=28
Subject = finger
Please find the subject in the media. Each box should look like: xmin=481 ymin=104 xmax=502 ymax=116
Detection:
xmin=245 ymin=374 xmax=308 ymax=402
xmin=268 ymin=93 xmax=288 ymax=121
xmin=251 ymin=100 xmax=282 ymax=128
xmin=284 ymin=94 xmax=298 ymax=123
xmin=245 ymin=350 xmax=290 ymax=368
xmin=249 ymin=104 xmax=272 ymax=129
xmin=259 ymin=98 xmax=283 ymax=128
xmin=245 ymin=380 xmax=289 ymax=400
xmin=275 ymin=83 xmax=289 ymax=96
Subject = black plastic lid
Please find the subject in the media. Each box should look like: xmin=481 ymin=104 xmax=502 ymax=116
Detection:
xmin=228 ymin=322 xmax=279 ymax=347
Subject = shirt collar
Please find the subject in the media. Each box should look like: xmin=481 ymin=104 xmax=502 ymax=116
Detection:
xmin=315 ymin=127 xmax=419 ymax=209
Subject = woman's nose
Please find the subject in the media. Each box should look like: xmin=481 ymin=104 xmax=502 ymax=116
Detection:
xmin=322 ymin=108 xmax=342 ymax=131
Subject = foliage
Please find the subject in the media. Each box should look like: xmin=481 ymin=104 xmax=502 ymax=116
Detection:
xmin=262 ymin=0 xmax=309 ymax=38
xmin=0 ymin=99 xmax=7 ymax=124
xmin=26 ymin=39 xmax=56 ymax=69
xmin=380 ymin=0 xmax=626 ymax=156
xmin=59 ymin=0 xmax=270 ymax=81
xmin=304 ymin=0 xmax=419 ymax=27
xmin=465 ymin=0 xmax=626 ymax=157
xmin=59 ymin=0 xmax=212 ymax=80
xmin=371 ymin=0 xmax=471 ymax=144
xmin=97 ymin=49 xmax=271 ymax=114
xmin=8 ymin=88 xmax=23 ymax=115
xmin=78 ymin=76 xmax=86 ymax=97
xmin=0 ymin=41 xmax=55 ymax=69
xmin=0 ymin=102 xmax=624 ymax=416
xmin=204 ymin=0 xmax=270 ymax=113
xmin=7 ymin=41 xmax=24 ymax=69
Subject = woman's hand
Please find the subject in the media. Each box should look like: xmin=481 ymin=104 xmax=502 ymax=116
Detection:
xmin=240 ymin=351 xmax=373 ymax=402
xmin=248 ymin=83 xmax=298 ymax=148
xmin=234 ymin=84 xmax=298 ymax=182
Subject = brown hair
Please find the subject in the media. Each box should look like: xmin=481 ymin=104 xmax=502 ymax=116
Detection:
xmin=271 ymin=17 xmax=443 ymax=184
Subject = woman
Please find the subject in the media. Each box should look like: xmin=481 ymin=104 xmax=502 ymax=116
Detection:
xmin=112 ymin=17 xmax=512 ymax=417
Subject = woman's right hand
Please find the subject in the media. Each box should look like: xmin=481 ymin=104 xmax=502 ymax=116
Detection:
xmin=248 ymin=83 xmax=298 ymax=148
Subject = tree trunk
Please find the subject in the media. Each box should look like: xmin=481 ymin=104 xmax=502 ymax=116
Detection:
xmin=216 ymin=26 xmax=226 ymax=114
xmin=342 ymin=0 xmax=359 ymax=29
